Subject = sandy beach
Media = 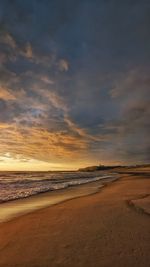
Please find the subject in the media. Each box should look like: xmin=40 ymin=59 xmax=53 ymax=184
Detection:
xmin=0 ymin=167 xmax=149 ymax=267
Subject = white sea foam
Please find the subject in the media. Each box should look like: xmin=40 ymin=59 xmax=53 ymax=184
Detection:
xmin=0 ymin=171 xmax=116 ymax=203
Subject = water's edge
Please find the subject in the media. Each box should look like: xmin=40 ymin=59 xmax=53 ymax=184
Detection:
xmin=0 ymin=176 xmax=118 ymax=223
xmin=0 ymin=172 xmax=117 ymax=203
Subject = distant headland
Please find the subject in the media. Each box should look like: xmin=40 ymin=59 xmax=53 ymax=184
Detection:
xmin=78 ymin=163 xmax=150 ymax=172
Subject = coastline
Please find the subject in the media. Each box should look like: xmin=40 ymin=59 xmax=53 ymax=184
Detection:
xmin=0 ymin=168 xmax=149 ymax=267
xmin=0 ymin=174 xmax=118 ymax=223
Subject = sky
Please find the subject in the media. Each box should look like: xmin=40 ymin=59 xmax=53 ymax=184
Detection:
xmin=0 ymin=0 xmax=150 ymax=171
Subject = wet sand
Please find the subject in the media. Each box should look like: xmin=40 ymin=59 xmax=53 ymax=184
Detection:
xmin=0 ymin=176 xmax=117 ymax=223
xmin=0 ymin=167 xmax=149 ymax=267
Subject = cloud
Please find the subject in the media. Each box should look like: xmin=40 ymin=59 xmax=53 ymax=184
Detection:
xmin=0 ymin=86 xmax=16 ymax=101
xmin=0 ymin=1 xmax=149 ymax=167
xmin=58 ymin=59 xmax=69 ymax=72
xmin=110 ymin=68 xmax=150 ymax=100
xmin=0 ymin=32 xmax=16 ymax=49
xmin=104 ymin=67 xmax=150 ymax=163
xmin=23 ymin=42 xmax=33 ymax=59
xmin=33 ymin=87 xmax=68 ymax=112
xmin=40 ymin=75 xmax=54 ymax=85
xmin=0 ymin=52 xmax=7 ymax=64
xmin=0 ymin=122 xmax=89 ymax=163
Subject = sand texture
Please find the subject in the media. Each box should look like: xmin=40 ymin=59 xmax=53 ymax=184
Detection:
xmin=0 ymin=168 xmax=149 ymax=267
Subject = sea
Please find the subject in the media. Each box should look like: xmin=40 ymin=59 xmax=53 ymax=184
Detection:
xmin=0 ymin=171 xmax=116 ymax=203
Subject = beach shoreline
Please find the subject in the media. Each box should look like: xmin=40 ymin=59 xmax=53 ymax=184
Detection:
xmin=0 ymin=173 xmax=119 ymax=223
xmin=0 ymin=167 xmax=149 ymax=267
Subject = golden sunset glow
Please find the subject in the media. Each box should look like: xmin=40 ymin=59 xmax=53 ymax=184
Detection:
xmin=0 ymin=1 xmax=149 ymax=171
xmin=0 ymin=155 xmax=97 ymax=171
xmin=0 ymin=2 xmax=149 ymax=267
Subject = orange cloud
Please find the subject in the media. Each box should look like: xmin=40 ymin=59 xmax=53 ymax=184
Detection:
xmin=0 ymin=122 xmax=89 ymax=164
xmin=0 ymin=86 xmax=16 ymax=101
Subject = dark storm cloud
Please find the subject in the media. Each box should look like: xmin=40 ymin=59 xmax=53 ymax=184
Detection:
xmin=0 ymin=0 xmax=149 ymax=164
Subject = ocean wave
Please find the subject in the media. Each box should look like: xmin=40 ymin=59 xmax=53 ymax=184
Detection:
xmin=0 ymin=171 xmax=116 ymax=203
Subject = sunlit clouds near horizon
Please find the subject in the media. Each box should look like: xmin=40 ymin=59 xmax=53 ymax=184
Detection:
xmin=0 ymin=0 xmax=150 ymax=170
